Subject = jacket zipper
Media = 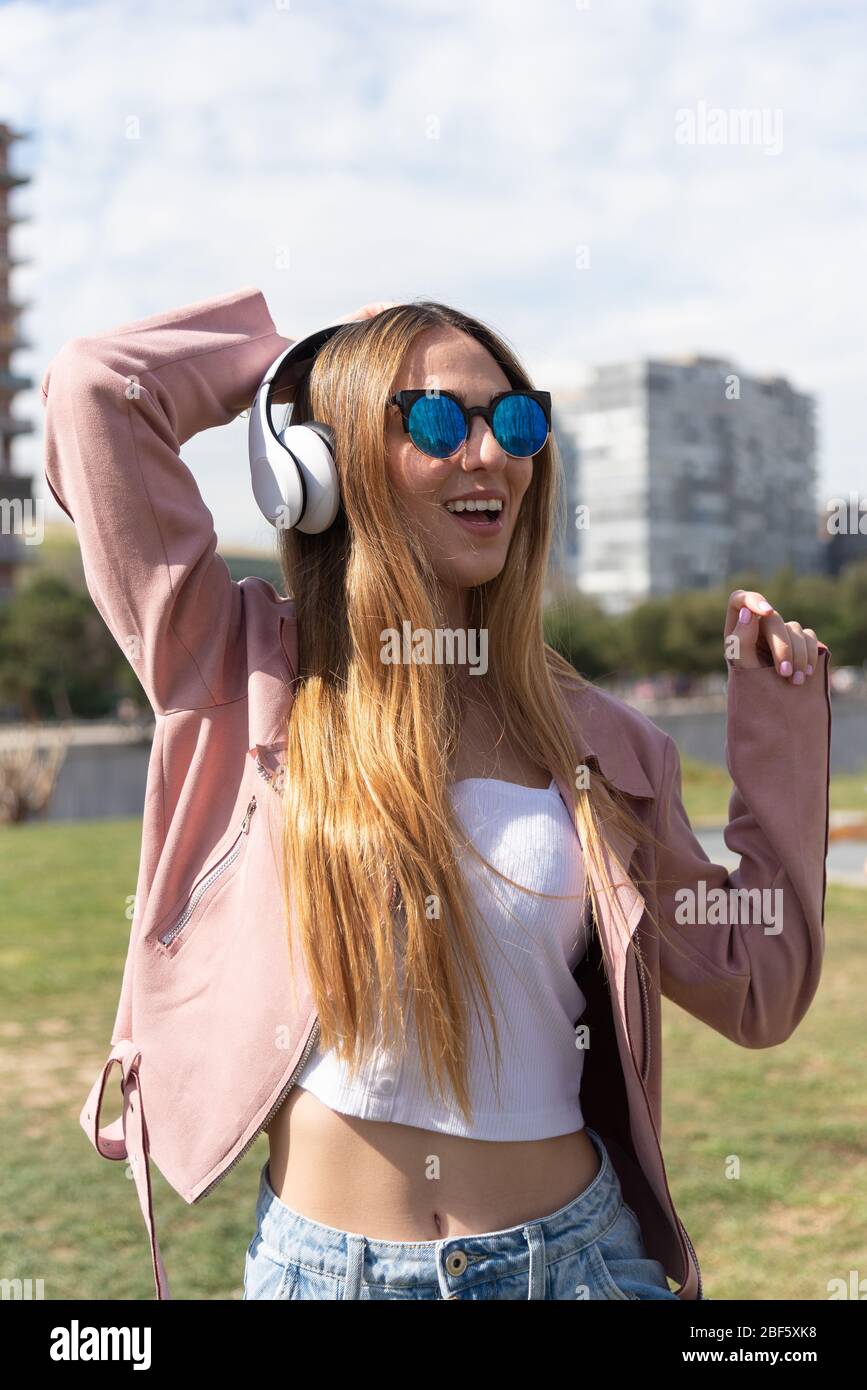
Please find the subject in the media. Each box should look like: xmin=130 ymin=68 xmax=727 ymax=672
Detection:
xmin=632 ymin=932 xmax=651 ymax=1086
xmin=680 ymin=1221 xmax=704 ymax=1300
xmin=197 ymin=752 xmax=387 ymax=1200
xmin=158 ymin=796 xmax=257 ymax=947
xmin=193 ymin=1016 xmax=321 ymax=1204
xmin=253 ymin=755 xmax=277 ymax=787
xmin=195 ymin=763 xmax=393 ymax=1203
xmin=617 ymin=910 xmax=702 ymax=1298
xmin=623 ymin=979 xmax=703 ymax=1299
xmin=626 ymin=1033 xmax=704 ymax=1298
xmin=253 ymin=751 xmax=286 ymax=794
xmin=178 ymin=750 xmax=321 ymax=1203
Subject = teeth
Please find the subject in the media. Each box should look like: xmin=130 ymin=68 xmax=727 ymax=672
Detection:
xmin=445 ymin=498 xmax=503 ymax=514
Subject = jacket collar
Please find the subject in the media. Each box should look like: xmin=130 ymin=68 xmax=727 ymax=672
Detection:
xmin=250 ymin=735 xmax=656 ymax=804
xmin=551 ymin=683 xmax=657 ymax=891
xmin=564 ymin=683 xmax=656 ymax=802
xmin=577 ymin=737 xmax=655 ymax=802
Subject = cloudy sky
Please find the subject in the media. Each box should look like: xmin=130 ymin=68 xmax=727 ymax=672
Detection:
xmin=5 ymin=0 xmax=865 ymax=549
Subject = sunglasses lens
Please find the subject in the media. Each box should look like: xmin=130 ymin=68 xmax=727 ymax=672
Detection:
xmin=492 ymin=394 xmax=549 ymax=456
xmin=407 ymin=394 xmax=466 ymax=458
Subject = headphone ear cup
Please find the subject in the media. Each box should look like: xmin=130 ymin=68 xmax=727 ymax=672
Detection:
xmin=249 ymin=423 xmax=339 ymax=534
xmin=303 ymin=421 xmax=335 ymax=454
xmin=249 ymin=331 xmax=344 ymax=532
xmin=273 ymin=424 xmax=340 ymax=535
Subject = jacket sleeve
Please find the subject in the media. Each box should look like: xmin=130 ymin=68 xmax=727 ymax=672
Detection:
xmin=40 ymin=286 xmax=294 ymax=715
xmin=654 ymin=646 xmax=832 ymax=1048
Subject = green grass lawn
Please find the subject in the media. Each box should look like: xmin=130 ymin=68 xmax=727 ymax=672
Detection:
xmin=1 ymin=813 xmax=865 ymax=1301
xmin=680 ymin=757 xmax=867 ymax=823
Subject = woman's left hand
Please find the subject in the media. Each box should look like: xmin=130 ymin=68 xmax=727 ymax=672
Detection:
xmin=724 ymin=589 xmax=823 ymax=684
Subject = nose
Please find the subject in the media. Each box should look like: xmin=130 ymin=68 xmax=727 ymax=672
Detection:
xmin=461 ymin=415 xmax=506 ymax=468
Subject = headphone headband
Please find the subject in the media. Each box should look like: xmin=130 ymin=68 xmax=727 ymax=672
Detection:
xmin=265 ymin=322 xmax=348 ymax=406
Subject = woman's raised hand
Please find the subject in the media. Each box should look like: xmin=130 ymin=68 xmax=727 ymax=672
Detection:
xmin=340 ymin=300 xmax=401 ymax=321
xmin=724 ymin=589 xmax=824 ymax=683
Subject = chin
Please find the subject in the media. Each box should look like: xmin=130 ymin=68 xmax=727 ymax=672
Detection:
xmin=442 ymin=558 xmax=506 ymax=590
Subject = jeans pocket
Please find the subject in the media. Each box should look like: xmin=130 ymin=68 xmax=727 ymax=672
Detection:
xmin=585 ymin=1238 xmax=642 ymax=1300
xmin=243 ymin=1239 xmax=295 ymax=1300
xmin=620 ymin=1199 xmax=643 ymax=1233
xmin=589 ymin=1203 xmax=679 ymax=1301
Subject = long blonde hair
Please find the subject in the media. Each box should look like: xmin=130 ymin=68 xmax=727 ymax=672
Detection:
xmin=274 ymin=301 xmax=660 ymax=1124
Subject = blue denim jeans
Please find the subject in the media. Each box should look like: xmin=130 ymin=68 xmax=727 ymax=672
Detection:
xmin=243 ymin=1125 xmax=681 ymax=1300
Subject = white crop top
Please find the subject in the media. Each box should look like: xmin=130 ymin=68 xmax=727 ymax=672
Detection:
xmin=293 ymin=776 xmax=592 ymax=1140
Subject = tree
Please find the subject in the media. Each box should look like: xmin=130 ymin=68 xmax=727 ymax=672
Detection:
xmin=0 ymin=575 xmax=123 ymax=720
xmin=543 ymin=595 xmax=625 ymax=680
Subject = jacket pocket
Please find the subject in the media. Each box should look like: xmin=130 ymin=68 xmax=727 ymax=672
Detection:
xmin=156 ymin=795 xmax=257 ymax=958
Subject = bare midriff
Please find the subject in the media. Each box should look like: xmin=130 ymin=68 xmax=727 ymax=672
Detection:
xmin=264 ymin=1088 xmax=600 ymax=1241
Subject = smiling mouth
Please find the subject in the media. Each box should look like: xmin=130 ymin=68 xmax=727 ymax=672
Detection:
xmin=442 ymin=503 xmax=505 ymax=532
xmin=444 ymin=494 xmax=505 ymax=525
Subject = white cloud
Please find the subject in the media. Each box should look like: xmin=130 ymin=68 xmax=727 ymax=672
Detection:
xmin=2 ymin=0 xmax=864 ymax=547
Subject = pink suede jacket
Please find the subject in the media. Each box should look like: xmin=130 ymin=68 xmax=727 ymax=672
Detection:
xmin=40 ymin=286 xmax=831 ymax=1301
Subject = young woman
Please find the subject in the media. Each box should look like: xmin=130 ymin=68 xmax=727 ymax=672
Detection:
xmin=41 ymin=288 xmax=830 ymax=1301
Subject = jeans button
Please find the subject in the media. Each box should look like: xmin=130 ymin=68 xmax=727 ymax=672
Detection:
xmin=445 ymin=1249 xmax=468 ymax=1276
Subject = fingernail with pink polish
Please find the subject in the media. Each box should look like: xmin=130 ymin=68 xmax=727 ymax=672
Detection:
xmin=738 ymin=607 xmax=752 ymax=625
xmin=780 ymin=660 xmax=793 ymax=676
xmin=806 ymin=664 xmax=814 ymax=675
xmin=793 ymin=670 xmax=805 ymax=684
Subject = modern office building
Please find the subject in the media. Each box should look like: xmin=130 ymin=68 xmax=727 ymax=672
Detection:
xmin=0 ymin=120 xmax=34 ymax=603
xmin=821 ymin=495 xmax=867 ymax=576
xmin=554 ymin=355 xmax=818 ymax=613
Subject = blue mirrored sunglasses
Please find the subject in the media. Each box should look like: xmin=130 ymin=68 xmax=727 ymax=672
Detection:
xmin=388 ymin=389 xmax=552 ymax=460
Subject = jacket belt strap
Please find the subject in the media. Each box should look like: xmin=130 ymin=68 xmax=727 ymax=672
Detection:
xmin=80 ymin=1040 xmax=171 ymax=1300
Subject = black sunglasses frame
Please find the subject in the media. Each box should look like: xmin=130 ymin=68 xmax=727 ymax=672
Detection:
xmin=388 ymin=388 xmax=553 ymax=458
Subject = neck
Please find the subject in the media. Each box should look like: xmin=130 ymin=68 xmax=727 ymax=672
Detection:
xmin=441 ymin=585 xmax=470 ymax=634
xmin=439 ymin=586 xmax=489 ymax=693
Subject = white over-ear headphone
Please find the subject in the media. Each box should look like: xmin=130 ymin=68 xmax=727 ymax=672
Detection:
xmin=248 ymin=322 xmax=350 ymax=533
